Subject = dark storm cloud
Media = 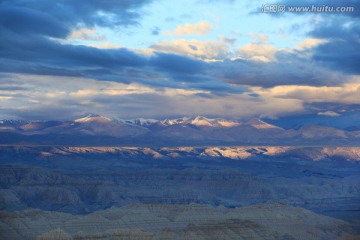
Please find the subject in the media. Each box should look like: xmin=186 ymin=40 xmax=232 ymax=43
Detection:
xmin=312 ymin=40 xmax=360 ymax=75
xmin=0 ymin=0 xmax=358 ymax=98
xmin=150 ymin=53 xmax=205 ymax=74
xmin=0 ymin=86 xmax=27 ymax=91
xmin=148 ymin=54 xmax=246 ymax=93
xmin=4 ymin=26 xmax=245 ymax=92
xmin=0 ymin=0 xmax=150 ymax=73
xmin=210 ymin=53 xmax=346 ymax=88
xmin=188 ymin=80 xmax=244 ymax=94
xmin=0 ymin=0 xmax=245 ymax=94
xmin=309 ymin=17 xmax=360 ymax=74
xmin=0 ymin=28 xmax=147 ymax=69
xmin=253 ymin=0 xmax=360 ymax=77
xmin=0 ymin=0 xmax=152 ymax=28
xmin=1 ymin=106 xmax=85 ymax=121
xmin=0 ymin=26 xmax=242 ymax=93
xmin=0 ymin=6 xmax=69 ymax=38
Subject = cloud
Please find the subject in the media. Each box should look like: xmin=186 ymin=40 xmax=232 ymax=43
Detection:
xmin=0 ymin=74 xmax=301 ymax=120
xmin=262 ymin=82 xmax=360 ymax=104
xmin=65 ymin=27 xmax=123 ymax=49
xmin=0 ymin=3 xmax=240 ymax=96
xmin=151 ymin=38 xmax=231 ymax=60
xmin=68 ymin=28 xmax=106 ymax=41
xmin=0 ymin=0 xmax=359 ymax=120
xmin=309 ymin=17 xmax=360 ymax=74
xmin=260 ymin=0 xmax=360 ymax=75
xmin=220 ymin=36 xmax=236 ymax=45
xmin=0 ymin=72 xmax=297 ymax=120
xmin=317 ymin=111 xmax=341 ymax=117
xmin=234 ymin=35 xmax=327 ymax=63
xmin=165 ymin=21 xmax=214 ymax=36
xmin=0 ymin=12 xmax=149 ymax=75
xmin=0 ymin=0 xmax=151 ymax=73
xmin=0 ymin=0 xmax=153 ymax=29
xmin=210 ymin=53 xmax=349 ymax=88
xmin=88 ymin=42 xmax=123 ymax=49
xmin=149 ymin=32 xmax=354 ymax=88
xmin=150 ymin=52 xmax=205 ymax=75
xmin=242 ymin=82 xmax=360 ymax=119
xmin=234 ymin=33 xmax=277 ymax=62
xmin=151 ymin=26 xmax=160 ymax=35
xmin=0 ymin=0 xmax=149 ymax=55
xmin=0 ymin=86 xmax=27 ymax=91
xmin=1 ymin=0 xmax=356 ymax=93
xmin=236 ymin=43 xmax=277 ymax=62
xmin=0 ymin=18 xmax=354 ymax=95
xmin=0 ymin=6 xmax=69 ymax=38
xmin=1 ymin=72 xmax=357 ymax=121
xmin=294 ymin=38 xmax=328 ymax=51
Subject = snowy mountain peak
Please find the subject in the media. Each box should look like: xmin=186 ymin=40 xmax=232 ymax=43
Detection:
xmin=247 ymin=118 xmax=281 ymax=129
xmin=123 ymin=118 xmax=158 ymax=126
xmin=74 ymin=114 xmax=111 ymax=123
xmin=191 ymin=116 xmax=213 ymax=126
xmin=216 ymin=119 xmax=240 ymax=127
xmin=160 ymin=119 xmax=172 ymax=126
xmin=172 ymin=117 xmax=192 ymax=124
xmin=189 ymin=116 xmax=240 ymax=127
xmin=158 ymin=116 xmax=240 ymax=127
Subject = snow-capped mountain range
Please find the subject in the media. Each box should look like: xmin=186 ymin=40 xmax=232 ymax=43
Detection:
xmin=121 ymin=115 xmax=241 ymax=128
xmin=0 ymin=114 xmax=359 ymax=146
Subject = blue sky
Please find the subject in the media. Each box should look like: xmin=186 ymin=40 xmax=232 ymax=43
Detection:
xmin=0 ymin=0 xmax=359 ymax=123
xmin=67 ymin=0 xmax=308 ymax=50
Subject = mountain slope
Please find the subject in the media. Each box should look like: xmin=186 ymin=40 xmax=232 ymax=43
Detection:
xmin=0 ymin=115 xmax=359 ymax=146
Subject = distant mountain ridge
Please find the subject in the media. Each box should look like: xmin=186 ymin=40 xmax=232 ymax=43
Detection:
xmin=0 ymin=114 xmax=359 ymax=146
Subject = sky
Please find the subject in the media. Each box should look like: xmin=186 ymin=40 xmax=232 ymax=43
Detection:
xmin=0 ymin=0 xmax=359 ymax=122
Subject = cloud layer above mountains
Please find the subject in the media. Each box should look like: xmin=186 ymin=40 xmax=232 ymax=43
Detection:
xmin=0 ymin=0 xmax=359 ymax=121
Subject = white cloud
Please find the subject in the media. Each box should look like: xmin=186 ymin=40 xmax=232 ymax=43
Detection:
xmin=248 ymin=33 xmax=269 ymax=44
xmin=294 ymin=38 xmax=328 ymax=51
xmin=0 ymin=73 xmax=306 ymax=119
xmin=251 ymin=79 xmax=360 ymax=105
xmin=89 ymin=42 xmax=122 ymax=49
xmin=317 ymin=111 xmax=341 ymax=117
xmin=165 ymin=21 xmax=214 ymax=36
xmin=146 ymin=92 xmax=304 ymax=119
xmin=269 ymin=83 xmax=360 ymax=104
xmin=66 ymin=27 xmax=122 ymax=49
xmin=235 ymin=35 xmax=328 ymax=63
xmin=285 ymin=38 xmax=329 ymax=58
xmin=237 ymin=43 xmax=277 ymax=62
xmin=235 ymin=33 xmax=277 ymax=62
xmin=68 ymin=27 xmax=105 ymax=41
xmin=0 ymin=96 xmax=12 ymax=100
xmin=151 ymin=38 xmax=231 ymax=60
